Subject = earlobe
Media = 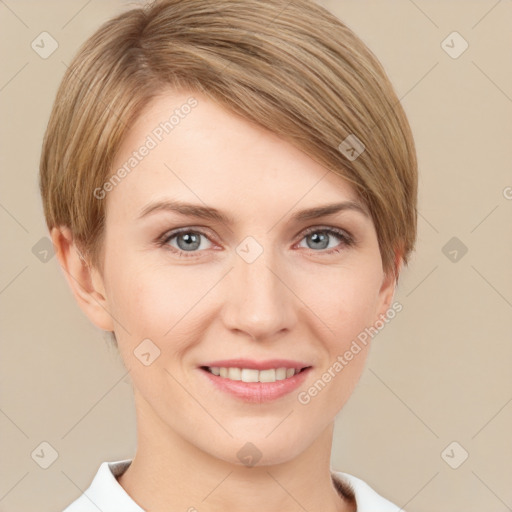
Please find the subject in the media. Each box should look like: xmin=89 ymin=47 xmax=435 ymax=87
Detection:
xmin=50 ymin=226 xmax=115 ymax=332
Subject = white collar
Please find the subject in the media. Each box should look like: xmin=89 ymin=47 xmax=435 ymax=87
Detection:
xmin=63 ymin=459 xmax=405 ymax=512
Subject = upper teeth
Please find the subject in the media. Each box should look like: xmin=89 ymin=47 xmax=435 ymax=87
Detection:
xmin=209 ymin=367 xmax=298 ymax=383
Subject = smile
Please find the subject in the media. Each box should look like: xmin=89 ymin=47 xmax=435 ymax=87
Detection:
xmin=198 ymin=359 xmax=312 ymax=402
xmin=204 ymin=366 xmax=307 ymax=383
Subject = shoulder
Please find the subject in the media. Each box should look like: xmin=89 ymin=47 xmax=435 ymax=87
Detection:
xmin=332 ymin=470 xmax=406 ymax=512
xmin=61 ymin=460 xmax=143 ymax=512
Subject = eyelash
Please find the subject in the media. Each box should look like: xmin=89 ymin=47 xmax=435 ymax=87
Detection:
xmin=156 ymin=226 xmax=355 ymax=258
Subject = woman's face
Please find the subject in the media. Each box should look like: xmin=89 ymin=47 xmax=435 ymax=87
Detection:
xmin=95 ymin=89 xmax=397 ymax=465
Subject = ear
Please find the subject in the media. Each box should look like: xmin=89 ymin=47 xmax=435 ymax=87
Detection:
xmin=374 ymin=249 xmax=403 ymax=322
xmin=50 ymin=226 xmax=115 ymax=332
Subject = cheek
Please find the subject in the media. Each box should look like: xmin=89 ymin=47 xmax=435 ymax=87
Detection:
xmin=297 ymin=262 xmax=383 ymax=343
xmin=105 ymin=256 xmax=217 ymax=348
xmin=105 ymin=239 xmax=383 ymax=353
xmin=297 ymin=270 xmax=380 ymax=415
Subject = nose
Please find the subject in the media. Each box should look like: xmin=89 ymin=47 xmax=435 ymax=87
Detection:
xmin=221 ymin=242 xmax=297 ymax=341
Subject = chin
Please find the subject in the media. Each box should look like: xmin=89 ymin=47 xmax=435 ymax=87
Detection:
xmin=198 ymin=427 xmax=314 ymax=468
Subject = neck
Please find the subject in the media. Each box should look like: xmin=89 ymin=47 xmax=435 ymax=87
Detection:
xmin=117 ymin=389 xmax=355 ymax=512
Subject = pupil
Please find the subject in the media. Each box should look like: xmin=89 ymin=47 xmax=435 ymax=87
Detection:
xmin=178 ymin=232 xmax=200 ymax=251
xmin=309 ymin=232 xmax=328 ymax=249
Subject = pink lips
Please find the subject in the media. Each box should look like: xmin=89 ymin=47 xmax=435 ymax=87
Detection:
xmin=198 ymin=358 xmax=312 ymax=403
xmin=201 ymin=358 xmax=310 ymax=371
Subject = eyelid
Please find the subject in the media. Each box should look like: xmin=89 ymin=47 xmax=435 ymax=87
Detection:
xmin=157 ymin=226 xmax=218 ymax=250
xmin=293 ymin=225 xmax=355 ymax=251
xmin=298 ymin=224 xmax=353 ymax=240
xmin=157 ymin=224 xmax=355 ymax=256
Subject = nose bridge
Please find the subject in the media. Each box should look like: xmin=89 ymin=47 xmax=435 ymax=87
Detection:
xmin=223 ymin=236 xmax=295 ymax=339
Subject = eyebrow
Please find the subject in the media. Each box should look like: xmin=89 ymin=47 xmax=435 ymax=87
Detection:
xmin=137 ymin=199 xmax=369 ymax=224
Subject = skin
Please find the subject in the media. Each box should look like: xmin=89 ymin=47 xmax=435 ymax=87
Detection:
xmin=52 ymin=89 xmax=401 ymax=512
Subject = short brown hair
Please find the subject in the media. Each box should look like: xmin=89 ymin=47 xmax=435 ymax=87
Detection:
xmin=39 ymin=0 xmax=417 ymax=280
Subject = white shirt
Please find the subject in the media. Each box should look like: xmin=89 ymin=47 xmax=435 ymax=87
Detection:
xmin=62 ymin=459 xmax=405 ymax=511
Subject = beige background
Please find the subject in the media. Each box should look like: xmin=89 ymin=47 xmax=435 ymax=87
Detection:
xmin=1 ymin=1 xmax=511 ymax=511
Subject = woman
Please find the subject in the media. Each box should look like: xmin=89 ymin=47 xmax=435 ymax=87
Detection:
xmin=39 ymin=0 xmax=417 ymax=510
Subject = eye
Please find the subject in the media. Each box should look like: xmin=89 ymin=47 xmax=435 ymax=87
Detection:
xmin=157 ymin=225 xmax=355 ymax=258
xmin=297 ymin=226 xmax=354 ymax=254
xmin=157 ymin=228 xmax=214 ymax=257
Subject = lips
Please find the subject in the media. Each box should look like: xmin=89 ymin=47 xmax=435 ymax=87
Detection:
xmin=201 ymin=358 xmax=310 ymax=371
xmin=204 ymin=366 xmax=305 ymax=383
xmin=198 ymin=359 xmax=312 ymax=402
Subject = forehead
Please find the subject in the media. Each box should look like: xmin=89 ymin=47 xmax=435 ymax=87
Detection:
xmin=106 ymin=89 xmax=361 ymax=218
